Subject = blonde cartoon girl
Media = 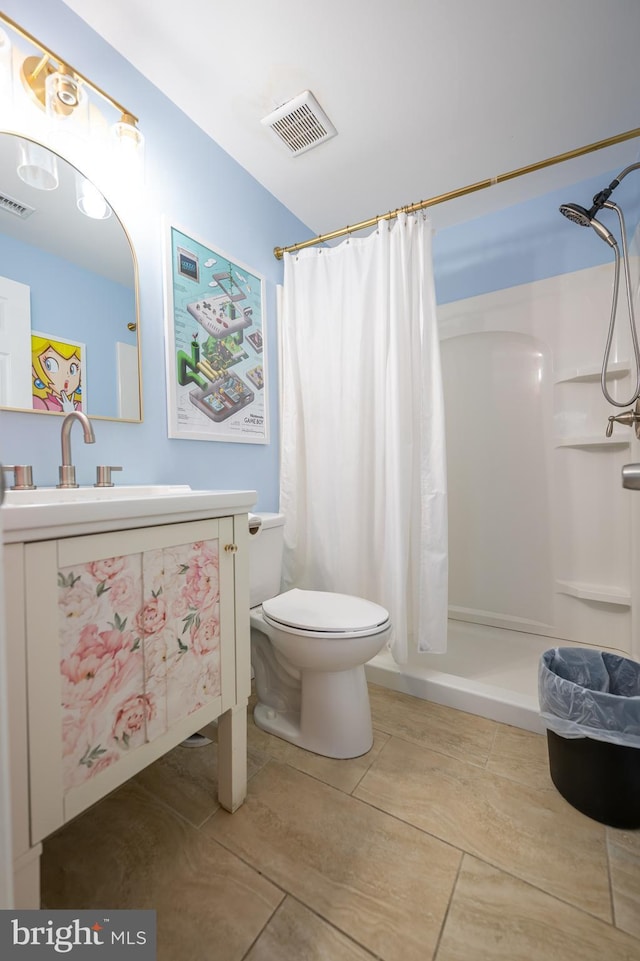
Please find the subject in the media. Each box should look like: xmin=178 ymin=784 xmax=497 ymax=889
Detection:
xmin=32 ymin=335 xmax=83 ymax=412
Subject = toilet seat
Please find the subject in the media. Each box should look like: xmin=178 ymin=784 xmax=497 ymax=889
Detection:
xmin=262 ymin=588 xmax=390 ymax=638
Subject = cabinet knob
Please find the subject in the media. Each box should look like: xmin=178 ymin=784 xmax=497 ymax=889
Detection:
xmin=224 ymin=543 xmax=238 ymax=553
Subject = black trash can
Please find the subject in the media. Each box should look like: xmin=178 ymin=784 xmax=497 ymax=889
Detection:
xmin=539 ymin=647 xmax=640 ymax=828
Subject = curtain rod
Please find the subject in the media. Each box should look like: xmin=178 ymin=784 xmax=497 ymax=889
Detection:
xmin=273 ymin=124 xmax=640 ymax=260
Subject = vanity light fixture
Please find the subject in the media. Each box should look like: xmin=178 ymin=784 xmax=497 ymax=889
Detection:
xmin=44 ymin=64 xmax=90 ymax=146
xmin=47 ymin=66 xmax=81 ymax=111
xmin=0 ymin=12 xmax=144 ymax=184
xmin=45 ymin=65 xmax=85 ymax=116
xmin=111 ymin=111 xmax=145 ymax=168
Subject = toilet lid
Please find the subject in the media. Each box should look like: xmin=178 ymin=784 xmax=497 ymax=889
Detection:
xmin=262 ymin=588 xmax=390 ymax=633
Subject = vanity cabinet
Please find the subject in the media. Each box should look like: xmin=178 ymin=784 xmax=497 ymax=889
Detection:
xmin=3 ymin=493 xmax=253 ymax=908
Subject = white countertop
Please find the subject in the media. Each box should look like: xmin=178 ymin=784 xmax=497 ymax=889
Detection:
xmin=1 ymin=485 xmax=257 ymax=543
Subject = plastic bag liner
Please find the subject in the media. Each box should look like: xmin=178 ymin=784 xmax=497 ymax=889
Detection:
xmin=539 ymin=647 xmax=640 ymax=748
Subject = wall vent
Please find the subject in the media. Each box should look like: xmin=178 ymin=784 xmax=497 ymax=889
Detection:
xmin=261 ymin=90 xmax=337 ymax=156
xmin=0 ymin=191 xmax=35 ymax=219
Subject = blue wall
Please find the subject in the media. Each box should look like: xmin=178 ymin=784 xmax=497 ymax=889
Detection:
xmin=0 ymin=0 xmax=313 ymax=508
xmin=434 ymin=165 xmax=640 ymax=305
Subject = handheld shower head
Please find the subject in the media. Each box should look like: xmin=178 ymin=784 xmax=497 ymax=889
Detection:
xmin=558 ymin=162 xmax=640 ymax=410
xmin=559 ymin=202 xmax=617 ymax=248
xmin=589 ymin=216 xmax=618 ymax=248
xmin=559 ymin=202 xmax=592 ymax=226
xmin=563 ymin=164 xmax=640 ymax=226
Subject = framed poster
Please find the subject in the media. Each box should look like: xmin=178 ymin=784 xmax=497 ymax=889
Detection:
xmin=163 ymin=223 xmax=268 ymax=443
xmin=31 ymin=331 xmax=87 ymax=413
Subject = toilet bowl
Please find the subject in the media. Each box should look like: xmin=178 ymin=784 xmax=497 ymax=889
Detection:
xmin=249 ymin=515 xmax=392 ymax=758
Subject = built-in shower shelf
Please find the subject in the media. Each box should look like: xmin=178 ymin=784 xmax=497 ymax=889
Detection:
xmin=555 ymin=579 xmax=631 ymax=606
xmin=555 ymin=436 xmax=630 ymax=449
xmin=554 ymin=361 xmax=630 ymax=384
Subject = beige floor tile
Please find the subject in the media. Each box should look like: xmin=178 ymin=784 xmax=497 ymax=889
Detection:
xmin=41 ymin=780 xmax=284 ymax=961
xmin=368 ymin=683 xmax=496 ymax=766
xmin=205 ymin=760 xmax=461 ymax=961
xmin=609 ymin=827 xmax=640 ymax=856
xmin=247 ymin=699 xmax=390 ymax=793
xmin=608 ymin=831 xmax=640 ymax=939
xmin=354 ymin=736 xmax=610 ymax=920
xmin=245 ymin=896 xmax=377 ymax=961
xmin=486 ymin=724 xmax=554 ymax=790
xmin=132 ymin=726 xmax=267 ymax=827
xmin=436 ymin=855 xmax=640 ymax=961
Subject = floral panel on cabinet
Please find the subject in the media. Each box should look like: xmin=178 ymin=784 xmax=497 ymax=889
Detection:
xmin=59 ymin=553 xmax=145 ymax=791
xmin=58 ymin=539 xmax=221 ymax=792
xmin=142 ymin=538 xmax=221 ymax=734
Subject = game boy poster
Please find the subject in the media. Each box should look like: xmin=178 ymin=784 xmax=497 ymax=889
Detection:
xmin=163 ymin=224 xmax=268 ymax=443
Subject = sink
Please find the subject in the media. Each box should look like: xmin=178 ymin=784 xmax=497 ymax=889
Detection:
xmin=2 ymin=485 xmax=257 ymax=543
xmin=3 ymin=484 xmax=193 ymax=505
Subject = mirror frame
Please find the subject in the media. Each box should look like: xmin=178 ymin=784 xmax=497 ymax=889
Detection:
xmin=0 ymin=130 xmax=143 ymax=423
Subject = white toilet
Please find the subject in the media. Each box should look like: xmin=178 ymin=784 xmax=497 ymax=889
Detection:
xmin=249 ymin=513 xmax=392 ymax=759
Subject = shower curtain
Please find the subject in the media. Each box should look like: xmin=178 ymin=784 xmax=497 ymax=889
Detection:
xmin=279 ymin=213 xmax=448 ymax=662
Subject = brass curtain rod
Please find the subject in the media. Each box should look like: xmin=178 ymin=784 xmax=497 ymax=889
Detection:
xmin=0 ymin=11 xmax=138 ymax=123
xmin=273 ymin=124 xmax=640 ymax=260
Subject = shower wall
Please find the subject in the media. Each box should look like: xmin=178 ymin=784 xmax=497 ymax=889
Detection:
xmin=437 ymin=251 xmax=640 ymax=660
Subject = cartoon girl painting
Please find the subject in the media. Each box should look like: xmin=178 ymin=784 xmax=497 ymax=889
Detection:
xmin=32 ymin=334 xmax=84 ymax=412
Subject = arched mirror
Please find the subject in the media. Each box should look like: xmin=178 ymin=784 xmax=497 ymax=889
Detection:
xmin=0 ymin=132 xmax=141 ymax=421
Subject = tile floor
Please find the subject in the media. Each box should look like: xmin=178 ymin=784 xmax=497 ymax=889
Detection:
xmin=41 ymin=684 xmax=640 ymax=961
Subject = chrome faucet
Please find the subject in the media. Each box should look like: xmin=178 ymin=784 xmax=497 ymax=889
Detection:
xmin=57 ymin=411 xmax=96 ymax=488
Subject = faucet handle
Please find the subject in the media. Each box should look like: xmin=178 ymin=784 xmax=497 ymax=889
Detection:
xmin=94 ymin=465 xmax=123 ymax=488
xmin=2 ymin=465 xmax=36 ymax=490
xmin=606 ymin=408 xmax=639 ymax=438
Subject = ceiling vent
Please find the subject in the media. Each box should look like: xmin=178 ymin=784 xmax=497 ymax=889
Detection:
xmin=0 ymin=191 xmax=35 ymax=219
xmin=261 ymin=90 xmax=337 ymax=156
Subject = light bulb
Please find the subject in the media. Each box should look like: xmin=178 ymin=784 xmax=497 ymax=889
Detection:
xmin=45 ymin=69 xmax=84 ymax=118
xmin=76 ymin=174 xmax=111 ymax=220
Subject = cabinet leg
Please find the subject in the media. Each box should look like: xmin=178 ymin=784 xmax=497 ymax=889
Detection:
xmin=13 ymin=844 xmax=42 ymax=908
xmin=217 ymin=701 xmax=247 ymax=813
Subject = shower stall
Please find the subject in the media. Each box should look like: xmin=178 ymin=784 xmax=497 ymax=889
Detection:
xmin=366 ymin=204 xmax=640 ymax=733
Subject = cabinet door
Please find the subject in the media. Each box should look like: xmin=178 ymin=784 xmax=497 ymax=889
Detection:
xmin=25 ymin=518 xmax=235 ymax=842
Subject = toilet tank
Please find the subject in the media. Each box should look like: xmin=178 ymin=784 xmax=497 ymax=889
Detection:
xmin=248 ymin=512 xmax=285 ymax=607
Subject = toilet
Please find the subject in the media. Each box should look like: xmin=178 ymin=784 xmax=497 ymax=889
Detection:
xmin=249 ymin=513 xmax=392 ymax=759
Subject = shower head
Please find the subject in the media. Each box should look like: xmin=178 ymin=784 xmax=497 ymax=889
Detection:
xmin=559 ymin=202 xmax=618 ymax=248
xmin=563 ymin=164 xmax=640 ymax=226
xmin=559 ymin=202 xmax=593 ymax=226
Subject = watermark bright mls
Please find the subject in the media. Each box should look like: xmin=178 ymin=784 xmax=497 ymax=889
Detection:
xmin=0 ymin=910 xmax=156 ymax=958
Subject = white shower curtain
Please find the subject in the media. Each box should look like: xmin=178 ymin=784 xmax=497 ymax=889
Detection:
xmin=279 ymin=213 xmax=448 ymax=662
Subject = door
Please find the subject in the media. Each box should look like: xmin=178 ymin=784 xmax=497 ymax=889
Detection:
xmin=0 ymin=275 xmax=31 ymax=410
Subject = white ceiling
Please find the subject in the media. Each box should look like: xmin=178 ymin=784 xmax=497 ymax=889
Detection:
xmin=60 ymin=0 xmax=640 ymax=241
